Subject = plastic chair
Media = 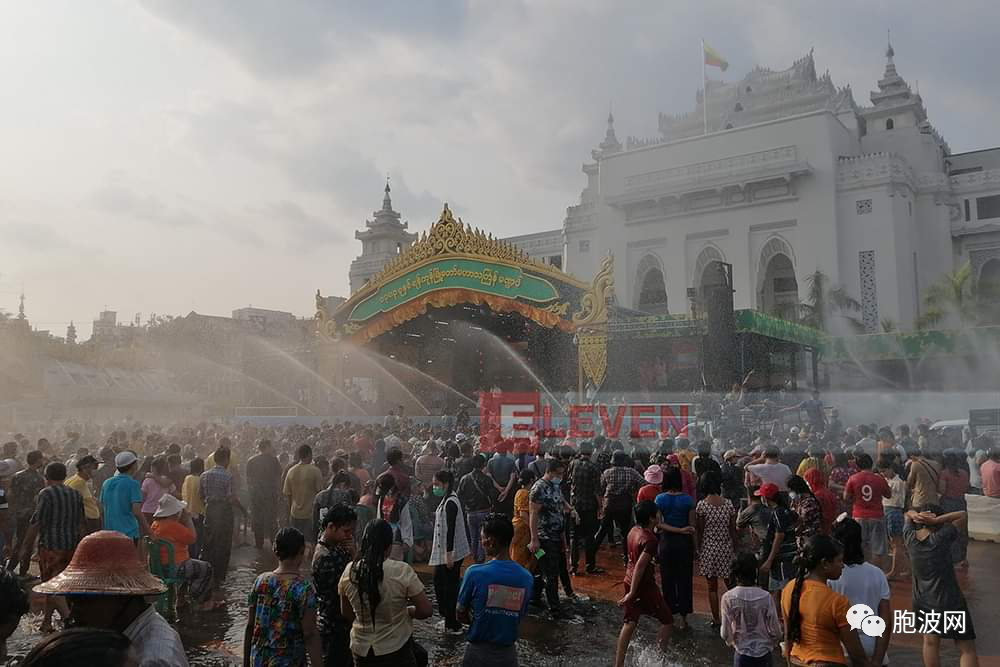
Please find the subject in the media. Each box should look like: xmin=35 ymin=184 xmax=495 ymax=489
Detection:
xmin=144 ymin=537 xmax=181 ymax=622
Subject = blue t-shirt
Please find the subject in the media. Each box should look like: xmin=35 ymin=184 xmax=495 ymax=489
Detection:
xmin=101 ymin=473 xmax=142 ymax=538
xmin=655 ymin=492 xmax=693 ymax=528
xmin=457 ymin=559 xmax=533 ymax=645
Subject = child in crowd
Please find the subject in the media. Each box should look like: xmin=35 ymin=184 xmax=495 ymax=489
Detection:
xmin=614 ymin=500 xmax=671 ymax=667
xmin=720 ymin=552 xmax=782 ymax=667
xmin=878 ymin=455 xmax=908 ymax=579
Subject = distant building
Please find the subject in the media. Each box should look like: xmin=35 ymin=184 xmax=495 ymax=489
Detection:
xmin=349 ymin=180 xmax=418 ymax=294
xmin=232 ymin=306 xmax=296 ymax=332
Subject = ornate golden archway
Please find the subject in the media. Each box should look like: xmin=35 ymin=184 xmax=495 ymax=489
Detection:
xmin=316 ymin=204 xmax=614 ymax=390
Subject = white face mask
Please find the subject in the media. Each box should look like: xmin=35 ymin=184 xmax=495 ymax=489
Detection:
xmin=789 ymin=491 xmax=799 ymax=500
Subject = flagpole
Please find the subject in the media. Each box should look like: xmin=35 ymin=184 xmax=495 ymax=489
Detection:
xmin=701 ymin=38 xmax=708 ymax=136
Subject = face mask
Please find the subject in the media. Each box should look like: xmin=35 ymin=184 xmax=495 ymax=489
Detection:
xmin=551 ymin=478 xmax=562 ymax=488
xmin=789 ymin=492 xmax=799 ymax=500
xmin=432 ymin=486 xmax=445 ymax=497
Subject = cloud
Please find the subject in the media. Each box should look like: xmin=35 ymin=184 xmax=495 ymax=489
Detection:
xmin=91 ymin=183 xmax=203 ymax=228
xmin=0 ymin=221 xmax=78 ymax=252
xmin=139 ymin=0 xmax=467 ymax=79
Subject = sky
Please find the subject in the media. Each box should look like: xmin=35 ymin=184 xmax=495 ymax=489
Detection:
xmin=3 ymin=1 xmax=1000 ymax=340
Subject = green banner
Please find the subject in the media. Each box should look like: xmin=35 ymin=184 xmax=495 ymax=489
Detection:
xmin=349 ymin=258 xmax=560 ymax=322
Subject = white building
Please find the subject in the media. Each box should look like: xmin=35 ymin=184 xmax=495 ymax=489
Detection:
xmin=347 ymin=44 xmax=1000 ymax=331
xmin=561 ymin=45 xmax=1000 ymax=331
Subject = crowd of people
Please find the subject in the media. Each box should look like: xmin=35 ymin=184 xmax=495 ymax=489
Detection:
xmin=0 ymin=397 xmax=994 ymax=666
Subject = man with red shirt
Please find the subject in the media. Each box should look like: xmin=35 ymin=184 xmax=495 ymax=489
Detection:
xmin=844 ymin=453 xmax=891 ymax=569
xmin=614 ymin=500 xmax=671 ymax=667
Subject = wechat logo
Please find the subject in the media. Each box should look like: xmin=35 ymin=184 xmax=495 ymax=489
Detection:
xmin=846 ymin=603 xmax=885 ymax=638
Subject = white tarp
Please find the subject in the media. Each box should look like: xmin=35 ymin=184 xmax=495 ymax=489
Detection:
xmin=966 ymin=493 xmax=1000 ymax=542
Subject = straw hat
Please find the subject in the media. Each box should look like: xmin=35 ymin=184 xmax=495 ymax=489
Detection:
xmin=152 ymin=494 xmax=186 ymax=519
xmin=34 ymin=531 xmax=166 ymax=597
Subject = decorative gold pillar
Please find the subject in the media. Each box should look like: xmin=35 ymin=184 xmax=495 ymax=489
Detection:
xmin=572 ymin=253 xmax=614 ymax=398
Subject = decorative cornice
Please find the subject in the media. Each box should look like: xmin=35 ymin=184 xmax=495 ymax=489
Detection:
xmin=622 ymin=146 xmax=804 ymax=195
xmin=949 ymin=168 xmax=1000 ymax=194
xmin=836 ymin=152 xmax=916 ymax=193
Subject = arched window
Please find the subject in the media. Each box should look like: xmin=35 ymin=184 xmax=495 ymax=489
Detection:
xmin=886 ymin=118 xmax=894 ymax=130
xmin=757 ymin=237 xmax=799 ymax=320
xmin=635 ymin=254 xmax=668 ymax=314
xmin=725 ymin=123 xmax=733 ymax=129
xmin=638 ymin=269 xmax=668 ymax=312
xmin=734 ymin=102 xmax=743 ymax=112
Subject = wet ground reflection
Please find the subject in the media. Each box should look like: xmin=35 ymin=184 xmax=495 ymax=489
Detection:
xmin=8 ymin=541 xmax=976 ymax=665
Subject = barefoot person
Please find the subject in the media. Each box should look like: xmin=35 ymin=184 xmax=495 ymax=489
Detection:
xmin=614 ymin=500 xmax=671 ymax=667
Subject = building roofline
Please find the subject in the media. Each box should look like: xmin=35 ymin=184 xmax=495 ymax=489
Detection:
xmin=948 ymin=146 xmax=1000 ymax=158
xmin=603 ymin=108 xmax=847 ymax=160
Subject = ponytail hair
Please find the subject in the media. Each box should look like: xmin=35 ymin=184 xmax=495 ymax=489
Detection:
xmin=349 ymin=519 xmax=394 ymax=625
xmin=787 ymin=535 xmax=843 ymax=647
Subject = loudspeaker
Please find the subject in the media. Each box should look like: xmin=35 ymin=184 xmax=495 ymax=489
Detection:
xmin=704 ymin=262 xmax=737 ymax=390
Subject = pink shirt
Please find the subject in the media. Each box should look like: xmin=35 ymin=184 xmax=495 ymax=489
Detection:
xmin=981 ymin=460 xmax=1000 ymax=498
xmin=140 ymin=475 xmax=172 ymax=514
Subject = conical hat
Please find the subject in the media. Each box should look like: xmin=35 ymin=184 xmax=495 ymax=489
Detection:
xmin=34 ymin=530 xmax=166 ymax=596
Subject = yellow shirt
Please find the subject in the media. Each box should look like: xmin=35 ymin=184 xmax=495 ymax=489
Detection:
xmin=65 ymin=474 xmax=100 ymax=520
xmin=181 ymin=474 xmax=206 ymax=516
xmin=781 ymin=579 xmax=851 ymax=665
xmin=206 ymin=450 xmax=239 ymax=473
xmin=282 ymin=462 xmax=324 ymax=520
xmin=338 ymin=559 xmax=424 ymax=656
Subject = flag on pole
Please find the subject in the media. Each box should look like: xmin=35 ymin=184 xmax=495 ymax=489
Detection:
xmin=703 ymin=41 xmax=729 ymax=71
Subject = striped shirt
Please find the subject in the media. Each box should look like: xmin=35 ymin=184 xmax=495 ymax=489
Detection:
xmin=31 ymin=484 xmax=84 ymax=551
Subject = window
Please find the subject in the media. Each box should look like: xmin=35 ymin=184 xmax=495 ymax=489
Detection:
xmin=578 ymin=239 xmax=590 ymax=253
xmin=976 ymin=195 xmax=1000 ymax=220
xmin=734 ymin=102 xmax=743 ymax=112
xmin=548 ymin=255 xmax=562 ymax=269
xmin=908 ymin=201 xmax=912 ymax=217
xmin=885 ymin=118 xmax=894 ymax=130
xmin=856 ymin=199 xmax=872 ymax=215
xmin=965 ymin=199 xmax=971 ymax=222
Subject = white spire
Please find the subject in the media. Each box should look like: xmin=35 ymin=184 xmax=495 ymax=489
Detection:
xmin=382 ymin=175 xmax=392 ymax=211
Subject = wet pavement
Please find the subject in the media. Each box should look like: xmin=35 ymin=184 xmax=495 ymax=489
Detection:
xmin=8 ymin=538 xmax=1000 ymax=666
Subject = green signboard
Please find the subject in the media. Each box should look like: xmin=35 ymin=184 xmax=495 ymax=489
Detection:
xmin=348 ymin=258 xmax=560 ymax=322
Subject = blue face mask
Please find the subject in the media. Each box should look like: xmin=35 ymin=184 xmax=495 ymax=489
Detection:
xmin=551 ymin=478 xmax=562 ymax=488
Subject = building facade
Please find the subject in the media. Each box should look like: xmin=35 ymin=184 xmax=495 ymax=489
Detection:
xmin=349 ymin=180 xmax=418 ymax=294
xmin=347 ymin=45 xmax=1000 ymax=332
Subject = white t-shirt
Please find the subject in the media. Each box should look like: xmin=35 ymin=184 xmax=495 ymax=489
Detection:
xmin=855 ymin=437 xmax=878 ymax=460
xmin=828 ymin=562 xmax=891 ymax=664
xmin=746 ymin=462 xmax=793 ymax=490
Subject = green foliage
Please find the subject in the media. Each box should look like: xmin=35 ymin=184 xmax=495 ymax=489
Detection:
xmin=798 ymin=270 xmax=864 ymax=333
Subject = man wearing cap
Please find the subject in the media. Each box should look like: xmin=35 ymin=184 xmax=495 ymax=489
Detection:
xmin=65 ymin=455 xmax=101 ymax=534
xmin=35 ymin=530 xmax=189 ymax=666
xmin=101 ymin=451 xmax=149 ymax=543
xmin=150 ymin=494 xmax=217 ymax=610
xmin=19 ymin=462 xmax=85 ymax=633
xmin=756 ymin=482 xmax=798 ymax=609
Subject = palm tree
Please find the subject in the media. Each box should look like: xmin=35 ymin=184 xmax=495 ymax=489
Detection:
xmin=799 ymin=270 xmax=864 ymax=333
xmin=916 ymin=262 xmax=978 ymax=329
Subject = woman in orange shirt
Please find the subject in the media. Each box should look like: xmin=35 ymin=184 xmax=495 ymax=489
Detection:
xmin=781 ymin=535 xmax=868 ymax=666
xmin=150 ymin=494 xmax=219 ymax=610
